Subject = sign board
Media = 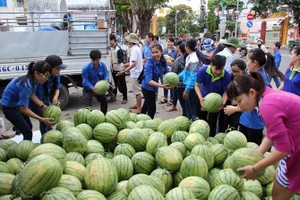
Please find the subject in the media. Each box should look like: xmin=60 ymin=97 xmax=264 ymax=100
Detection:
xmin=247 ymin=13 xmax=254 ymax=21
xmin=246 ymin=20 xmax=254 ymax=29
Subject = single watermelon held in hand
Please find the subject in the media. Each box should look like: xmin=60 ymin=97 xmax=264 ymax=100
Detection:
xmin=163 ymin=72 xmax=179 ymax=87
xmin=94 ymin=80 xmax=109 ymax=95
xmin=203 ymin=93 xmax=223 ymax=112
xmin=43 ymin=105 xmax=62 ymax=124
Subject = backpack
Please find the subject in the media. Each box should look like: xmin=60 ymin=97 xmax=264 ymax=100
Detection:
xmin=116 ymin=44 xmax=127 ymax=64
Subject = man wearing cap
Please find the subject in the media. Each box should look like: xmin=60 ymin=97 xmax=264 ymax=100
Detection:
xmin=117 ymin=33 xmax=143 ymax=113
xmin=217 ymin=37 xmax=241 ymax=73
xmin=29 ymin=54 xmax=67 ymax=134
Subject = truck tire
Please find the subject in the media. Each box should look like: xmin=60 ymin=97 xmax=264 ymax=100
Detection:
xmin=59 ymin=84 xmax=69 ymax=110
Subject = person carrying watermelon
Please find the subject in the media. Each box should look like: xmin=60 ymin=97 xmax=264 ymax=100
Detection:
xmin=1 ymin=61 xmax=55 ymax=140
xmin=82 ymin=50 xmax=109 ymax=114
xmin=227 ymin=72 xmax=300 ymax=200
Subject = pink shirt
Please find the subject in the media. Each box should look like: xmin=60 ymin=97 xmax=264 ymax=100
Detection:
xmin=260 ymin=87 xmax=300 ymax=192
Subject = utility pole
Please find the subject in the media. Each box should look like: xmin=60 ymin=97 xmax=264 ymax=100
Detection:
xmin=175 ymin=10 xmax=179 ymax=38
xmin=234 ymin=0 xmax=240 ymax=37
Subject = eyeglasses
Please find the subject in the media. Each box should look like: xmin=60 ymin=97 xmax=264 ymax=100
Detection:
xmin=39 ymin=72 xmax=49 ymax=80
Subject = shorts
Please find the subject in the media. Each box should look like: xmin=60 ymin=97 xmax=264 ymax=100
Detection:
xmin=276 ymin=158 xmax=290 ymax=188
xmin=131 ymin=78 xmax=141 ymax=95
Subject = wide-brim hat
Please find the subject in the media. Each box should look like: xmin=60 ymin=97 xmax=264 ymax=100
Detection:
xmin=45 ymin=55 xmax=67 ymax=70
xmin=125 ymin=33 xmax=139 ymax=44
xmin=223 ymin=37 xmax=241 ymax=48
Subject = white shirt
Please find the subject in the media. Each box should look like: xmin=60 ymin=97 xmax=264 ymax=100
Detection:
xmin=217 ymin=47 xmax=233 ymax=73
xmin=129 ymin=44 xmax=143 ymax=78
xmin=111 ymin=44 xmax=124 ymax=71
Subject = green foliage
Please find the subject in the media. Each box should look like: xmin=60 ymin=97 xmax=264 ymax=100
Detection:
xmin=226 ymin=20 xmax=236 ymax=32
xmin=206 ymin=11 xmax=218 ymax=33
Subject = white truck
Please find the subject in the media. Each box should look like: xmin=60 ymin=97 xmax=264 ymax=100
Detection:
xmin=0 ymin=10 xmax=116 ymax=110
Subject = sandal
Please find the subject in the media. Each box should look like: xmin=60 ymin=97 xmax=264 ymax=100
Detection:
xmin=159 ymin=99 xmax=168 ymax=104
xmin=129 ymin=105 xmax=137 ymax=109
xmin=0 ymin=131 xmax=15 ymax=139
xmin=167 ymin=107 xmax=177 ymax=112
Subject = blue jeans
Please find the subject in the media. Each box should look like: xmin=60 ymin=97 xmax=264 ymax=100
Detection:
xmin=177 ymin=87 xmax=186 ymax=116
xmin=185 ymin=89 xmax=199 ymax=121
xmin=29 ymin=100 xmax=52 ymax=135
xmin=2 ymin=107 xmax=33 ymax=140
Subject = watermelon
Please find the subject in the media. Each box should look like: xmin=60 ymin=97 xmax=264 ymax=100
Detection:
xmin=163 ymin=72 xmax=179 ymax=87
xmin=128 ymin=185 xmax=164 ymax=200
xmin=266 ymin=181 xmax=273 ymax=196
xmin=117 ymin=128 xmax=130 ymax=143
xmin=191 ymin=144 xmax=215 ymax=169
xmin=180 ymin=154 xmax=208 ymax=179
xmin=85 ymin=140 xmax=105 ymax=156
xmin=169 ymin=142 xmax=187 ymax=158
xmin=247 ymin=142 xmax=259 ymax=149
xmin=207 ymin=168 xmax=221 ymax=189
xmin=84 ymin=153 xmax=104 ymax=166
xmin=112 ymin=155 xmax=134 ymax=180
xmin=189 ymin=120 xmax=210 ymax=140
xmin=43 ymin=105 xmax=62 ymax=124
xmin=214 ymin=132 xmax=226 ymax=144
xmin=150 ymin=168 xmax=173 ymax=193
xmin=203 ymin=93 xmax=223 ymax=112
xmin=116 ymin=180 xmax=128 ymax=194
xmin=41 ymin=130 xmax=63 ymax=145
xmin=93 ymin=122 xmax=118 ymax=144
xmin=86 ymin=110 xmax=105 ymax=128
xmin=6 ymin=144 xmax=17 ymax=159
xmin=258 ymin=165 xmax=275 ymax=185
xmin=126 ymin=121 xmax=138 ymax=129
xmin=107 ymin=191 xmax=128 ymax=200
xmin=63 ymin=128 xmax=88 ymax=154
xmin=18 ymin=154 xmax=63 ymax=198
xmin=55 ymin=120 xmax=74 ymax=132
xmin=66 ymin=152 xmax=85 ymax=165
xmin=126 ymin=128 xmax=149 ymax=152
xmin=94 ymin=80 xmax=109 ymax=95
xmin=0 ymin=140 xmax=17 ymax=151
xmin=6 ymin=158 xmax=23 ymax=174
xmin=126 ymin=174 xmax=164 ymax=195
xmin=240 ymin=191 xmax=260 ymax=200
xmin=56 ymin=174 xmax=82 ymax=196
xmin=114 ymin=143 xmax=136 ymax=158
xmin=184 ymin=133 xmax=205 ymax=151
xmin=243 ymin=179 xmax=263 ymax=198
xmin=15 ymin=140 xmax=35 ymax=161
xmin=136 ymin=114 xmax=151 ymax=121
xmin=211 ymin=144 xmax=228 ymax=165
xmin=208 ymin=185 xmax=240 ymax=200
xmin=214 ymin=168 xmax=244 ymax=192
xmin=174 ymin=116 xmax=191 ymax=131
xmin=0 ymin=148 xmax=7 ymax=162
xmin=157 ymin=119 xmax=179 ymax=138
xmin=63 ymin=161 xmax=86 ymax=182
xmin=84 ymin=157 xmax=118 ymax=196
xmin=173 ymin=170 xmax=184 ymax=187
xmin=179 ymin=176 xmax=210 ymax=199
xmin=165 ymin=187 xmax=196 ymax=200
xmin=73 ymin=108 xmax=91 ymax=126
xmin=223 ymin=130 xmax=247 ymax=150
xmin=106 ymin=109 xmax=128 ymax=130
xmin=76 ymin=123 xmax=93 ymax=140
xmin=143 ymin=119 xmax=161 ymax=131
xmin=171 ymin=131 xmax=189 ymax=143
xmin=41 ymin=187 xmax=76 ymax=200
xmin=146 ymin=132 xmax=168 ymax=155
xmin=0 ymin=173 xmax=15 ymax=196
xmin=131 ymin=152 xmax=156 ymax=175
xmin=155 ymin=146 xmax=183 ymax=172
xmin=77 ymin=190 xmax=106 ymax=200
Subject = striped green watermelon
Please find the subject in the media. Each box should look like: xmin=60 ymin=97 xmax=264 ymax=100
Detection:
xmin=243 ymin=179 xmax=263 ymax=198
xmin=63 ymin=161 xmax=86 ymax=182
xmin=169 ymin=142 xmax=187 ymax=158
xmin=149 ymin=176 xmax=166 ymax=195
xmin=184 ymin=133 xmax=205 ymax=151
xmin=143 ymin=119 xmax=161 ymax=131
xmin=189 ymin=120 xmax=210 ymax=140
xmin=266 ymin=181 xmax=273 ymax=196
xmin=128 ymin=185 xmax=164 ymax=200
xmin=116 ymin=180 xmax=128 ymax=195
xmin=117 ymin=128 xmax=131 ymax=143
xmin=165 ymin=187 xmax=196 ymax=200
xmin=41 ymin=187 xmax=76 ymax=200
xmin=28 ymin=143 xmax=66 ymax=166
xmin=84 ymin=156 xmax=118 ymax=196
xmin=126 ymin=121 xmax=138 ymax=129
xmin=73 ymin=108 xmax=91 ymax=126
xmin=211 ymin=144 xmax=228 ymax=165
xmin=43 ymin=105 xmax=62 ymax=124
xmin=180 ymin=154 xmax=208 ymax=179
xmin=136 ymin=114 xmax=151 ymax=121
xmin=126 ymin=128 xmax=149 ymax=152
xmin=0 ymin=140 xmax=17 ymax=151
xmin=223 ymin=130 xmax=247 ymax=150
xmin=85 ymin=140 xmax=105 ymax=156
xmin=0 ymin=148 xmax=7 ymax=162
xmin=18 ymin=154 xmax=63 ymax=198
xmin=191 ymin=144 xmax=215 ymax=169
xmin=208 ymin=185 xmax=240 ymax=200
xmin=107 ymin=191 xmax=128 ymax=200
xmin=206 ymin=168 xmax=221 ymax=189
xmin=214 ymin=132 xmax=226 ymax=144
xmin=0 ymin=173 xmax=15 ymax=196
xmin=163 ymin=72 xmax=179 ymax=87
xmin=146 ymin=132 xmax=168 ymax=155
xmin=94 ymin=80 xmax=109 ymax=95
xmin=66 ymin=152 xmax=85 ymax=165
xmin=171 ymin=131 xmax=189 ymax=143
xmin=57 ymin=174 xmax=82 ymax=196
xmin=203 ymin=93 xmax=223 ymax=113
xmin=214 ymin=168 xmax=244 ymax=192
xmin=155 ymin=146 xmax=183 ymax=172
xmin=150 ymin=168 xmax=173 ymax=193
xmin=157 ymin=119 xmax=179 ymax=138
xmin=179 ymin=176 xmax=210 ymax=199
xmin=240 ymin=191 xmax=260 ymax=200
xmin=6 ymin=158 xmax=23 ymax=174
xmin=86 ymin=110 xmax=105 ymax=128
xmin=84 ymin=153 xmax=104 ymax=166
xmin=173 ymin=170 xmax=183 ymax=187
xmin=76 ymin=123 xmax=93 ymax=140
xmin=126 ymin=174 xmax=164 ymax=195
xmin=112 ymin=155 xmax=134 ymax=181
xmin=174 ymin=116 xmax=191 ymax=131
xmin=63 ymin=128 xmax=88 ymax=154
xmin=114 ymin=143 xmax=136 ymax=158
xmin=118 ymin=108 xmax=131 ymax=120
xmin=106 ymin=109 xmax=128 ymax=130
xmin=131 ymin=152 xmax=155 ymax=175
xmin=41 ymin=130 xmax=63 ymax=145
xmin=136 ymin=121 xmax=145 ymax=128
xmin=247 ymin=142 xmax=259 ymax=149
xmin=258 ymin=165 xmax=275 ymax=185
xmin=77 ymin=190 xmax=106 ymax=200
xmin=15 ymin=140 xmax=35 ymax=161
xmin=55 ymin=120 xmax=74 ymax=132
xmin=6 ymin=144 xmax=17 ymax=160
xmin=206 ymin=137 xmax=219 ymax=145
xmin=93 ymin=122 xmax=118 ymax=143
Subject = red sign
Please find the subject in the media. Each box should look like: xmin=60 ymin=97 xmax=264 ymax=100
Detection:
xmin=247 ymin=13 xmax=254 ymax=21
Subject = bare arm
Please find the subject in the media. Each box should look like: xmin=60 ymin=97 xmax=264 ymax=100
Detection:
xmin=19 ymin=106 xmax=55 ymax=126
xmin=257 ymin=136 xmax=273 ymax=154
xmin=194 ymin=83 xmax=204 ymax=107
xmin=52 ymin=89 xmax=60 ymax=106
xmin=278 ymin=81 xmax=284 ymax=90
xmin=30 ymin=94 xmax=45 ymax=108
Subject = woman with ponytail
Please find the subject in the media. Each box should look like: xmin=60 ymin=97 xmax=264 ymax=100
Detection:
xmin=227 ymin=72 xmax=300 ymax=200
xmin=141 ymin=44 xmax=171 ymax=118
xmin=1 ymin=61 xmax=55 ymax=140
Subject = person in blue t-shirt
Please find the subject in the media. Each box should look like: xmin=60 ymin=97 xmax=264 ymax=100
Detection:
xmin=1 ymin=61 xmax=55 ymax=140
xmin=141 ymin=44 xmax=171 ymax=118
xmin=29 ymin=55 xmax=67 ymax=135
xmin=82 ymin=50 xmax=109 ymax=114
xmin=195 ymin=54 xmax=232 ymax=136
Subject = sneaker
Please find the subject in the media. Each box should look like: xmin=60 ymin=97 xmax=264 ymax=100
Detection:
xmin=121 ymin=99 xmax=128 ymax=104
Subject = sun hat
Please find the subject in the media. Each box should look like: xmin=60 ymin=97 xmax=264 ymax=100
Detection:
xmin=45 ymin=55 xmax=67 ymax=69
xmin=223 ymin=37 xmax=241 ymax=48
xmin=125 ymin=33 xmax=139 ymax=44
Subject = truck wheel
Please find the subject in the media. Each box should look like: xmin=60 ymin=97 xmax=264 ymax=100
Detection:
xmin=59 ymin=84 xmax=69 ymax=110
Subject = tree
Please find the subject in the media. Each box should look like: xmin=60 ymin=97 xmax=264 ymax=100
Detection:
xmin=157 ymin=16 xmax=166 ymax=35
xmin=226 ymin=20 xmax=236 ymax=36
xmin=206 ymin=10 xmax=218 ymax=33
xmin=114 ymin=0 xmax=136 ymax=33
xmin=249 ymin=0 xmax=300 ymax=32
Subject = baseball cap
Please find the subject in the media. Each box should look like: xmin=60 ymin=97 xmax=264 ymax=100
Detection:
xmin=45 ymin=55 xmax=67 ymax=70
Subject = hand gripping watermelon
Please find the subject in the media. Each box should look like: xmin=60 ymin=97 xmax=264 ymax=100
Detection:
xmin=163 ymin=72 xmax=179 ymax=87
xmin=203 ymin=93 xmax=223 ymax=112
xmin=43 ymin=105 xmax=62 ymax=124
xmin=94 ymin=80 xmax=109 ymax=95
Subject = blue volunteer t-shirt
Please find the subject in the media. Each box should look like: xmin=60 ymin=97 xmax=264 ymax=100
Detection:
xmin=82 ymin=61 xmax=109 ymax=91
xmin=283 ymin=66 xmax=300 ymax=96
xmin=1 ymin=77 xmax=35 ymax=107
xmin=35 ymin=74 xmax=61 ymax=102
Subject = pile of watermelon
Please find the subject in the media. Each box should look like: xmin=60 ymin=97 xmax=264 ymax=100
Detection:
xmin=0 ymin=107 xmax=298 ymax=200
